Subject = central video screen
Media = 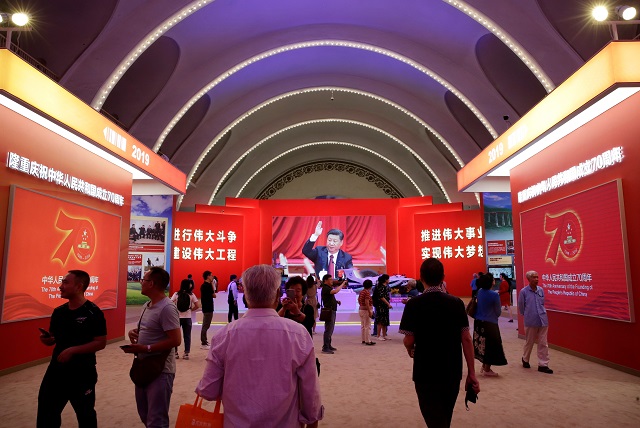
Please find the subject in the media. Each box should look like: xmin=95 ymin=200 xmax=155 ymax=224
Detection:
xmin=271 ymin=215 xmax=386 ymax=282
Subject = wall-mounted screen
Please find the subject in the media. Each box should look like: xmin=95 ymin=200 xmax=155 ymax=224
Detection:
xmin=520 ymin=180 xmax=633 ymax=322
xmin=1 ymin=187 xmax=121 ymax=323
xmin=272 ymin=215 xmax=386 ymax=279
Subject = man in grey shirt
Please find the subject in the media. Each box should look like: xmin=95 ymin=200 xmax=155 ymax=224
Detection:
xmin=518 ymin=270 xmax=553 ymax=374
xmin=123 ymin=267 xmax=181 ymax=427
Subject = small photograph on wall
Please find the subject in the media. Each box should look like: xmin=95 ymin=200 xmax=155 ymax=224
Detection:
xmin=127 ymin=195 xmax=172 ymax=304
xmin=483 ymin=192 xmax=514 ymax=241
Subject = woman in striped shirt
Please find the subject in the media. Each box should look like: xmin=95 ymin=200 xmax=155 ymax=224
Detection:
xmin=358 ymin=280 xmax=376 ymax=346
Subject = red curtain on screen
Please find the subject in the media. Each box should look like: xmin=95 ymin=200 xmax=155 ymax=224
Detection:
xmin=271 ymin=215 xmax=385 ymax=265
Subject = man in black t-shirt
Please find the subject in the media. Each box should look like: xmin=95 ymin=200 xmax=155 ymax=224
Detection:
xmin=399 ymin=258 xmax=479 ymax=427
xmin=37 ymin=270 xmax=107 ymax=428
xmin=200 ymin=270 xmax=216 ymax=348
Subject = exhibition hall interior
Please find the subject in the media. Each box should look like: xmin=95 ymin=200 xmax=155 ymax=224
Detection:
xmin=0 ymin=1 xmax=639 ymax=427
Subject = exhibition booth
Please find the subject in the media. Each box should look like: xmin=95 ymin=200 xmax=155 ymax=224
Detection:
xmin=458 ymin=42 xmax=640 ymax=374
xmin=0 ymin=49 xmax=489 ymax=373
xmin=0 ymin=50 xmax=186 ymax=373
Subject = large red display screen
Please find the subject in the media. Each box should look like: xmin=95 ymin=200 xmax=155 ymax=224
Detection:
xmin=520 ymin=181 xmax=632 ymax=321
xmin=272 ymin=216 xmax=386 ymax=277
xmin=1 ymin=187 xmax=121 ymax=323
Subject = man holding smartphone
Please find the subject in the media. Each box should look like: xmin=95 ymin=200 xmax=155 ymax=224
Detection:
xmin=37 ymin=270 xmax=107 ymax=428
xmin=320 ymin=274 xmax=346 ymax=354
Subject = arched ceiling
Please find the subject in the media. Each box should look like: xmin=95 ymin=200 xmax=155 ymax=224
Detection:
xmin=11 ymin=0 xmax=632 ymax=209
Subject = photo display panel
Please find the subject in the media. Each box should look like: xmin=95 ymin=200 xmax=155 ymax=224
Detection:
xmin=520 ymin=181 xmax=632 ymax=321
xmin=1 ymin=187 xmax=121 ymax=323
xmin=272 ymin=215 xmax=386 ymax=278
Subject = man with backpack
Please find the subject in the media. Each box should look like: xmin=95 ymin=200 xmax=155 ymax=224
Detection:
xmin=171 ymin=280 xmax=199 ymax=360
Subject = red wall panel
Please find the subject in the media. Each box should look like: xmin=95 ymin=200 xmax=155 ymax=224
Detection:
xmin=0 ymin=105 xmax=131 ymax=372
xmin=510 ymin=91 xmax=640 ymax=371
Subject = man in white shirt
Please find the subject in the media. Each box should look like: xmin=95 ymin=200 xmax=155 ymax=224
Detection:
xmin=197 ymin=265 xmax=324 ymax=427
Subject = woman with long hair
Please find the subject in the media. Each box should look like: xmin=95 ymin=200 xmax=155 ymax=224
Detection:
xmin=473 ymin=273 xmax=507 ymax=376
xmin=170 ymin=279 xmax=199 ymax=360
xmin=499 ymin=273 xmax=514 ymax=322
xmin=373 ymin=274 xmax=392 ymax=340
xmin=305 ymin=274 xmax=319 ymax=334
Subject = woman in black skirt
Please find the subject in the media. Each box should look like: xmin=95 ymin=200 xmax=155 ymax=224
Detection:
xmin=373 ymin=274 xmax=392 ymax=340
xmin=473 ymin=273 xmax=507 ymax=376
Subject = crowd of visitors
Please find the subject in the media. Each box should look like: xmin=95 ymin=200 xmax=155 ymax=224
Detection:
xmin=38 ymin=261 xmax=548 ymax=428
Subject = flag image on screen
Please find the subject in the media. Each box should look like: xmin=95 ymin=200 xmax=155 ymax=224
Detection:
xmin=1 ymin=186 xmax=121 ymax=323
xmin=520 ymin=180 xmax=633 ymax=322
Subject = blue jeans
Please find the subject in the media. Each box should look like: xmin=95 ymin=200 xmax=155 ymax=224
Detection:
xmin=135 ymin=372 xmax=174 ymax=428
xmin=323 ymin=310 xmax=336 ymax=350
xmin=179 ymin=317 xmax=192 ymax=353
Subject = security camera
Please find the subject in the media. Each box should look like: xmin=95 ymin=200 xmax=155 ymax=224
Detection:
xmin=503 ymin=115 xmax=510 ymax=121
xmin=330 ymin=96 xmax=334 ymax=101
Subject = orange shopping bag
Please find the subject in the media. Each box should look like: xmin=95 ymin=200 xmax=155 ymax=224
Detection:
xmin=175 ymin=394 xmax=223 ymax=428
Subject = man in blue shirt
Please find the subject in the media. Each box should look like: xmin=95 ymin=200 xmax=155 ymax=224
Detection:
xmin=517 ymin=270 xmax=553 ymax=374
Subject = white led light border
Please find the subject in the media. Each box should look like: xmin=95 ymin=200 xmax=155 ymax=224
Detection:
xmin=442 ymin=0 xmax=554 ymax=93
xmin=177 ymin=86 xmax=465 ymax=209
xmin=0 ymin=94 xmax=151 ymax=180
xmin=210 ymin=118 xmax=451 ymax=203
xmin=90 ymin=0 xmax=215 ymax=110
xmin=235 ymin=141 xmax=423 ymax=198
xmin=153 ymin=40 xmax=498 ymax=152
xmin=487 ymin=87 xmax=640 ymax=177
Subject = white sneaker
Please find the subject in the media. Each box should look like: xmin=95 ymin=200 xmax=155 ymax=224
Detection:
xmin=200 ymin=344 xmax=210 ymax=350
xmin=183 ymin=353 xmax=189 ymax=360
xmin=376 ymin=336 xmax=386 ymax=341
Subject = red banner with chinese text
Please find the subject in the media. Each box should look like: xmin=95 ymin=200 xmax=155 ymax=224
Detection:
xmin=520 ymin=181 xmax=631 ymax=321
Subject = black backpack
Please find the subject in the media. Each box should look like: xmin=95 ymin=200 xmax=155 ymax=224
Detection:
xmin=177 ymin=291 xmax=191 ymax=312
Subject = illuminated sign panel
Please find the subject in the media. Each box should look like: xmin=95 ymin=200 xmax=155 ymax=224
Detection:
xmin=517 ymin=147 xmax=623 ymax=203
xmin=7 ymin=152 xmax=125 ymax=206
xmin=171 ymin=212 xmax=243 ymax=292
xmin=414 ymin=210 xmax=485 ymax=292
xmin=520 ymin=181 xmax=632 ymax=321
xmin=1 ymin=187 xmax=121 ymax=323
xmin=0 ymin=50 xmax=186 ymax=193
xmin=457 ymin=43 xmax=640 ymax=192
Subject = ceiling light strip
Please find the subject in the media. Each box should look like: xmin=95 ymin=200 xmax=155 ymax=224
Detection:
xmin=210 ymin=118 xmax=451 ymax=202
xmin=442 ymin=0 xmax=554 ymax=93
xmin=90 ymin=0 xmax=215 ymax=110
xmin=153 ymin=40 xmax=497 ymax=152
xmin=177 ymin=86 xmax=465 ymax=209
xmin=234 ymin=141 xmax=424 ymax=199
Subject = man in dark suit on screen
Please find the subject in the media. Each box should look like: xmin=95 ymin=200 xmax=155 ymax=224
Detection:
xmin=302 ymin=221 xmax=353 ymax=278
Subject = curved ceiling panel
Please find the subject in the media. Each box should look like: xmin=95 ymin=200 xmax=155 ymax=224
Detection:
xmin=162 ymin=95 xmax=211 ymax=159
xmin=8 ymin=1 xmax=614 ymax=211
xmin=209 ymin=119 xmax=449 ymax=201
xmin=17 ymin=0 xmax=117 ymax=78
xmin=149 ymin=39 xmax=499 ymax=151
xmin=178 ymin=88 xmax=466 ymax=195
xmin=476 ymin=33 xmax=547 ymax=117
xmin=102 ymin=36 xmax=180 ymax=129
xmin=444 ymin=91 xmax=494 ymax=149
